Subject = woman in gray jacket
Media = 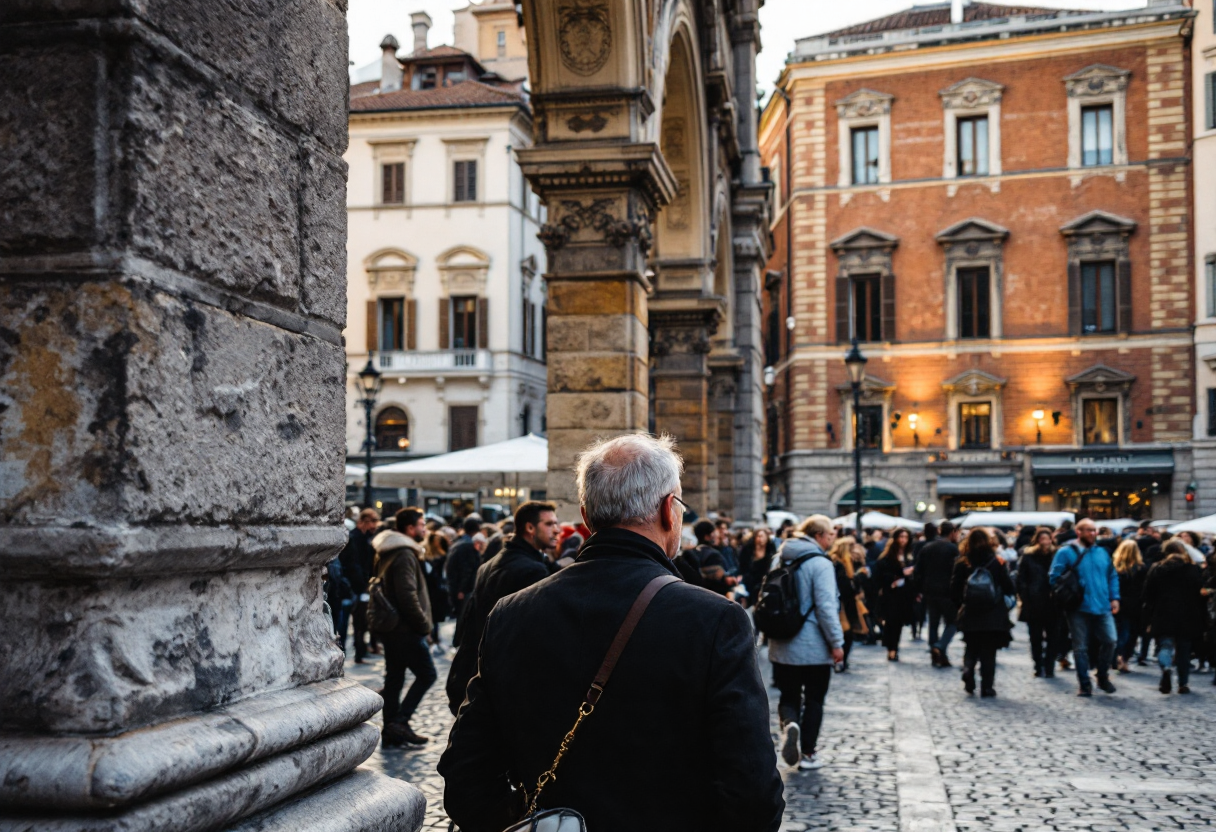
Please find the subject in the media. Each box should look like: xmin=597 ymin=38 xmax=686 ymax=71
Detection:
xmin=768 ymin=514 xmax=845 ymax=771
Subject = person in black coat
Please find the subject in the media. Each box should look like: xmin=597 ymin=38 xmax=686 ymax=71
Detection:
xmin=446 ymin=502 xmax=559 ymax=715
xmin=873 ymin=528 xmax=917 ymax=661
xmin=913 ymin=521 xmax=961 ymax=668
xmin=445 ymin=516 xmax=484 ymax=626
xmin=951 ymin=528 xmax=1014 ymax=697
xmin=1016 ymin=528 xmax=1060 ymax=678
xmin=1204 ymin=553 xmax=1216 ymax=685
xmin=439 ymin=435 xmax=784 ymax=832
xmin=338 ymin=508 xmax=379 ymax=662
xmin=1111 ymin=539 xmax=1147 ymax=673
xmin=1143 ymin=541 xmax=1207 ymax=694
xmin=740 ymin=528 xmax=778 ymax=608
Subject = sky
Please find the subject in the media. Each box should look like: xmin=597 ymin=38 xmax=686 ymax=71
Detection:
xmin=347 ymin=0 xmax=1152 ymax=98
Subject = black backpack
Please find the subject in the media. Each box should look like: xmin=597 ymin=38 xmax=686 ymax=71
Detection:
xmin=1050 ymin=543 xmax=1088 ymax=613
xmin=963 ymin=565 xmax=998 ymax=613
xmin=754 ymin=552 xmax=819 ymax=639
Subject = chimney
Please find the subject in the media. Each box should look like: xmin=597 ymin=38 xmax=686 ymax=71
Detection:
xmin=951 ymin=0 xmax=964 ymax=24
xmin=411 ymin=12 xmax=432 ymax=54
xmin=380 ymin=34 xmax=402 ymax=93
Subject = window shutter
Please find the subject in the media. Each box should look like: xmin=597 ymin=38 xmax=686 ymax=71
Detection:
xmin=454 ymin=161 xmax=466 ymax=202
xmin=466 ymin=160 xmax=478 ymax=202
xmin=406 ymin=299 xmax=417 ymax=350
xmin=1117 ymin=259 xmax=1132 ymax=334
xmin=1067 ymin=261 xmax=1082 ymax=335
xmin=439 ymin=299 xmax=450 ymax=349
xmin=366 ymin=300 xmax=378 ymax=352
xmin=880 ymin=274 xmax=896 ymax=342
xmin=381 ymin=165 xmax=391 ymax=204
xmin=1206 ymin=72 xmax=1215 ymax=131
xmin=835 ymin=276 xmax=850 ymax=343
xmin=1208 ymin=389 xmax=1216 ymax=438
xmin=477 ymin=297 xmax=488 ymax=349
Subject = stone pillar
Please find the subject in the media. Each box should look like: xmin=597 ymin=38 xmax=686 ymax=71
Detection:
xmin=520 ymin=145 xmax=675 ymax=518
xmin=650 ymin=306 xmax=721 ymax=519
xmin=0 ymin=3 xmax=423 ymax=830
xmin=709 ymin=361 xmax=742 ymax=517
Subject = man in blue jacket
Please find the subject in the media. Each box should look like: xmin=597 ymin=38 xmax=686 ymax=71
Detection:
xmin=1049 ymin=517 xmax=1120 ymax=697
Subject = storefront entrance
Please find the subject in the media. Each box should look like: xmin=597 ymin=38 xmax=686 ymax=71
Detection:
xmin=1031 ymin=450 xmax=1173 ymax=521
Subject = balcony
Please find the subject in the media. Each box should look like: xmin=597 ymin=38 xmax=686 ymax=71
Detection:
xmin=376 ymin=349 xmax=492 ymax=374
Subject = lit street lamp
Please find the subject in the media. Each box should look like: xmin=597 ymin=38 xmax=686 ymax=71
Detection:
xmin=844 ymin=339 xmax=868 ymax=542
xmin=357 ymin=356 xmax=383 ymax=510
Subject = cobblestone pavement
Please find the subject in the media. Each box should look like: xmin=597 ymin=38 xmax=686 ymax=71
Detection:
xmin=348 ymin=623 xmax=1216 ymax=831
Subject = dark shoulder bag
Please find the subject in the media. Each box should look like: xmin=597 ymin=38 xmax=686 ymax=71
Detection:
xmin=504 ymin=574 xmax=680 ymax=832
xmin=1051 ymin=543 xmax=1089 ymax=613
xmin=366 ymin=552 xmax=401 ymax=634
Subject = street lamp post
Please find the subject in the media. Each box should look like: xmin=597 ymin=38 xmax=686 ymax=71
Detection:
xmin=844 ymin=339 xmax=868 ymax=542
xmin=357 ymin=356 xmax=384 ymax=510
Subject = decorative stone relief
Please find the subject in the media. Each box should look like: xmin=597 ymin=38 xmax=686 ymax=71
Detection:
xmin=559 ymin=0 xmax=613 ymax=76
xmin=538 ymin=198 xmax=652 ymax=253
xmin=436 ymin=246 xmax=490 ymax=296
xmin=829 ymin=227 xmax=899 ymax=276
xmin=1059 ymin=209 xmax=1136 ymax=258
xmin=940 ymin=77 xmax=1004 ymax=109
xmin=567 ymin=112 xmax=608 ymax=133
xmin=1064 ymin=64 xmax=1130 ymax=98
xmin=365 ymin=249 xmax=417 ymax=295
xmin=836 ymin=89 xmax=894 ymax=119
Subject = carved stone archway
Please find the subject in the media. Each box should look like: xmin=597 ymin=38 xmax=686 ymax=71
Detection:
xmin=519 ymin=0 xmax=770 ymax=521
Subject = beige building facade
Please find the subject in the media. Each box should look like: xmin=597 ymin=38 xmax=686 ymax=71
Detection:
xmin=1192 ymin=0 xmax=1216 ymax=512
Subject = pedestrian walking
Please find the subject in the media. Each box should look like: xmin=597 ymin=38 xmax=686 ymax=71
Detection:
xmin=741 ymin=527 xmax=777 ymax=608
xmin=828 ymin=536 xmax=867 ymax=670
xmin=675 ymin=519 xmax=736 ymax=595
xmin=439 ymin=434 xmax=784 ymax=832
xmin=422 ymin=531 xmax=450 ymax=650
xmin=1204 ymin=553 xmax=1216 ymax=685
xmin=873 ymin=527 xmax=916 ymax=661
xmin=1143 ymin=540 xmax=1207 ymax=694
xmin=445 ymin=501 xmax=560 ymax=715
xmin=768 ymin=515 xmax=845 ymax=771
xmin=950 ymin=528 xmax=1015 ymax=697
xmin=1016 ymin=528 xmax=1061 ymax=678
xmin=1049 ymin=517 xmax=1120 ymax=697
xmin=445 ymin=516 xmax=483 ymax=624
xmin=913 ymin=521 xmax=961 ymax=668
xmin=338 ymin=508 xmax=379 ymax=662
xmin=1112 ymin=539 xmax=1147 ymax=674
xmin=371 ymin=507 xmax=438 ymax=747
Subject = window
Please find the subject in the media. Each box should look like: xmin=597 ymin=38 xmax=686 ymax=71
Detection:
xmin=1208 ymin=256 xmax=1216 ymax=318
xmin=375 ymin=407 xmax=410 ymax=451
xmin=1081 ymin=105 xmax=1113 ymax=167
xmin=522 ymin=288 xmax=536 ymax=357
xmin=497 ymin=29 xmax=507 ymax=57
xmin=520 ymin=403 xmax=531 ymax=435
xmin=851 ymin=126 xmax=879 ymax=185
xmin=1083 ymin=398 xmax=1118 ymax=446
xmin=1205 ymin=73 xmax=1215 ymax=131
xmin=957 ymin=267 xmax=990 ymax=339
xmin=378 ymin=298 xmax=406 ymax=351
xmin=381 ymin=162 xmax=405 ymax=205
xmin=449 ymin=405 xmax=478 ymax=451
xmin=957 ymin=116 xmax=989 ymax=176
xmin=419 ymin=68 xmax=437 ymax=90
xmin=1208 ymin=389 xmax=1216 ymax=438
xmin=1080 ymin=261 xmax=1116 ymax=334
xmin=451 ymin=296 xmax=478 ymax=348
xmin=851 ymin=275 xmax=882 ymax=342
xmin=447 ymin=70 xmax=466 ymax=84
xmin=454 ymin=159 xmax=478 ymax=202
xmin=959 ymin=402 xmax=992 ymax=449
xmin=855 ymin=405 xmax=883 ymax=450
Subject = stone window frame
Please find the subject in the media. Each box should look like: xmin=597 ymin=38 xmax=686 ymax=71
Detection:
xmin=1064 ymin=65 xmax=1130 ymax=169
xmin=837 ymin=374 xmax=896 ymax=453
xmin=1205 ymin=254 xmax=1216 ymax=319
xmin=940 ymin=78 xmax=1004 ymax=179
xmin=835 ymin=89 xmax=894 ymax=188
xmin=942 ymin=369 xmax=1006 ymax=452
xmin=368 ymin=139 xmax=417 ymax=209
xmin=830 ymin=227 xmax=899 ymax=344
xmin=373 ymin=402 xmax=414 ymax=452
xmin=1065 ymin=364 xmax=1135 ymax=448
xmin=935 ymin=218 xmax=1009 ymax=341
xmin=1060 ymin=210 xmax=1136 ymax=336
xmin=364 ymin=249 xmax=419 ymax=353
xmin=443 ymin=137 xmax=490 ymax=205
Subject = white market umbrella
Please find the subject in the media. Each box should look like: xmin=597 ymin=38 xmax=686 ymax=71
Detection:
xmin=1168 ymin=514 xmax=1216 ymax=535
xmin=831 ymin=511 xmax=924 ymax=532
xmin=957 ymin=511 xmax=1074 ymax=530
xmin=345 ymin=464 xmax=366 ymax=485
xmin=373 ymin=433 xmax=548 ymax=486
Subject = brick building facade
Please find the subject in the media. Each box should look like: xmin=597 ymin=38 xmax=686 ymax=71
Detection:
xmin=761 ymin=1 xmax=1197 ymax=523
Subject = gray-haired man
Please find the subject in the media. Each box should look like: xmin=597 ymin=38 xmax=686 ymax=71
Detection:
xmin=439 ymin=434 xmax=784 ymax=832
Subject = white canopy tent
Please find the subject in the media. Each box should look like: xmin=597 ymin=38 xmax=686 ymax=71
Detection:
xmin=831 ymin=511 xmax=924 ymax=532
xmin=957 ymin=511 xmax=1074 ymax=530
xmin=1168 ymin=514 xmax=1216 ymax=535
xmin=372 ymin=434 xmax=548 ymax=486
xmin=345 ymin=464 xmax=366 ymax=485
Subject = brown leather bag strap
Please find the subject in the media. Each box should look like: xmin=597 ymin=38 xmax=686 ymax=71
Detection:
xmin=585 ymin=574 xmax=679 ymax=706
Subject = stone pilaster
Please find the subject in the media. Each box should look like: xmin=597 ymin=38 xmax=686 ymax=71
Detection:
xmin=519 ymin=144 xmax=675 ymax=517
xmin=0 ymin=2 xmax=422 ymax=829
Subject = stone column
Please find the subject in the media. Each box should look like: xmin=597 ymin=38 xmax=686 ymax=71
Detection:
xmin=0 ymin=3 xmax=423 ymax=830
xmin=520 ymin=145 xmax=675 ymax=517
xmin=709 ymin=361 xmax=742 ymax=517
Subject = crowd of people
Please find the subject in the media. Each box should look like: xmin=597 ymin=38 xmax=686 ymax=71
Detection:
xmin=324 ymin=477 xmax=1216 ymax=790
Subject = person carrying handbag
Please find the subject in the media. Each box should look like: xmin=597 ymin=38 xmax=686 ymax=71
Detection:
xmin=438 ymin=435 xmax=784 ymax=832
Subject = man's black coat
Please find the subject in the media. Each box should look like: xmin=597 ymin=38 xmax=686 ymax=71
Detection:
xmin=446 ymin=535 xmax=550 ymax=715
xmin=438 ymin=528 xmax=784 ymax=832
xmin=445 ymin=535 xmax=481 ymax=610
xmin=913 ymin=538 xmax=959 ymax=601
xmin=338 ymin=527 xmax=375 ymax=595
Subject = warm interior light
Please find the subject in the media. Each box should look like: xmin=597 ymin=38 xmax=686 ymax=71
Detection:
xmin=908 ymin=413 xmax=919 ymax=428
xmin=1032 ymin=409 xmax=1045 ymax=421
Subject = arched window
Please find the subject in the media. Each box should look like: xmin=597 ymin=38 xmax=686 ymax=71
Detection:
xmin=375 ymin=407 xmax=410 ymax=451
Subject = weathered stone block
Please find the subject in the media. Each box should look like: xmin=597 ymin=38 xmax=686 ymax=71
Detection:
xmin=549 ymin=354 xmax=644 ymax=394
xmin=299 ymin=145 xmax=349 ymax=328
xmin=0 ymin=565 xmax=339 ymax=735
xmin=0 ymin=280 xmax=344 ymax=526
xmin=548 ymin=279 xmax=646 ymax=317
xmin=0 ymin=42 xmax=100 ymax=255
xmin=120 ymin=45 xmax=302 ymax=308
xmin=546 ymin=391 xmax=644 ymax=431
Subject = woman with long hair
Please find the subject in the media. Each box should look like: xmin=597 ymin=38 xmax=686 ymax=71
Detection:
xmin=951 ymin=527 xmax=1015 ymax=696
xmin=423 ymin=531 xmax=450 ymax=648
xmin=1016 ymin=528 xmax=1059 ymax=678
xmin=1112 ymin=539 xmax=1147 ymax=673
xmin=872 ymin=527 xmax=916 ymax=661
xmin=741 ymin=527 xmax=777 ymax=608
xmin=1143 ymin=540 xmax=1207 ymax=694
xmin=828 ymin=537 xmax=867 ymax=670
